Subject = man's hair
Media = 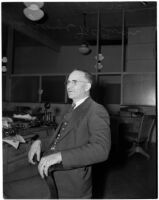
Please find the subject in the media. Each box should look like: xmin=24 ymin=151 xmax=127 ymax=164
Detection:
xmin=72 ymin=69 xmax=93 ymax=85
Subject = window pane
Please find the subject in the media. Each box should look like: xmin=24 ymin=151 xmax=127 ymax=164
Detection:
xmin=11 ymin=77 xmax=39 ymax=102
xmin=123 ymin=74 xmax=156 ymax=106
xmin=42 ymin=76 xmax=66 ymax=103
xmin=94 ymin=75 xmax=121 ymax=105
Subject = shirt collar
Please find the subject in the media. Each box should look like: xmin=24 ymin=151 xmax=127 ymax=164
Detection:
xmin=73 ymin=96 xmax=89 ymax=109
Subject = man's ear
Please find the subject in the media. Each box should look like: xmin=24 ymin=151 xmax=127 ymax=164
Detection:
xmin=85 ymin=83 xmax=91 ymax=91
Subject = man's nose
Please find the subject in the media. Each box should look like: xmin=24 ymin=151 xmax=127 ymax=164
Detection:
xmin=67 ymin=81 xmax=74 ymax=88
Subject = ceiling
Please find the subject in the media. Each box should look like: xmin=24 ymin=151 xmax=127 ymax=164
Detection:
xmin=2 ymin=2 xmax=157 ymax=49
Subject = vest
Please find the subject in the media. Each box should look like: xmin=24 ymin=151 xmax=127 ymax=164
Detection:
xmin=50 ymin=107 xmax=74 ymax=151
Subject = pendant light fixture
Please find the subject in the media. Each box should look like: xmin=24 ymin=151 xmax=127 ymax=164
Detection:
xmin=95 ymin=9 xmax=104 ymax=71
xmin=23 ymin=2 xmax=44 ymax=21
xmin=24 ymin=2 xmax=44 ymax=8
xmin=78 ymin=44 xmax=91 ymax=55
xmin=78 ymin=13 xmax=91 ymax=55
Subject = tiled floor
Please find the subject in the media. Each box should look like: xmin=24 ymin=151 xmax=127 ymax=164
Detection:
xmin=92 ymin=143 xmax=157 ymax=199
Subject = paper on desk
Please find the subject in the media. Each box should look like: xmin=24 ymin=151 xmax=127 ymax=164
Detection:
xmin=13 ymin=114 xmax=36 ymax=120
xmin=3 ymin=134 xmax=26 ymax=149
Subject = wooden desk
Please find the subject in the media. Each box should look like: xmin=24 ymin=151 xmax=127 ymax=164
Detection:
xmin=3 ymin=126 xmax=54 ymax=175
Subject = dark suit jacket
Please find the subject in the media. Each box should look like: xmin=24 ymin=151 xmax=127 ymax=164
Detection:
xmin=43 ymin=97 xmax=111 ymax=199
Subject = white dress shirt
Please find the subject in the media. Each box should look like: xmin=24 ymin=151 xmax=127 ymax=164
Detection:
xmin=73 ymin=96 xmax=89 ymax=109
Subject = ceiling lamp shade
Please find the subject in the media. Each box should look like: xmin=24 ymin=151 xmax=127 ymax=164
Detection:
xmin=23 ymin=4 xmax=44 ymax=21
xmin=23 ymin=2 xmax=44 ymax=21
xmin=78 ymin=13 xmax=91 ymax=55
xmin=24 ymin=2 xmax=44 ymax=9
xmin=78 ymin=44 xmax=91 ymax=55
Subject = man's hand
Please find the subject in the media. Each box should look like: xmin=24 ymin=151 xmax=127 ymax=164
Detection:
xmin=38 ymin=152 xmax=62 ymax=178
xmin=28 ymin=140 xmax=41 ymax=164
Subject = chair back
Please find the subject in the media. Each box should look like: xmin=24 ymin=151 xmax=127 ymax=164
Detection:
xmin=138 ymin=115 xmax=155 ymax=142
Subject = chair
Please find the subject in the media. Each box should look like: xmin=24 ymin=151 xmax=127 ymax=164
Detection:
xmin=125 ymin=114 xmax=155 ymax=159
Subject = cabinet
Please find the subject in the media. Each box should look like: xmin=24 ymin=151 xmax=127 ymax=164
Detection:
xmin=3 ymin=126 xmax=54 ymax=175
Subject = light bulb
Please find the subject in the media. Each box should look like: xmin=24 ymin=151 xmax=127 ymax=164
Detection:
xmin=23 ymin=7 xmax=44 ymax=21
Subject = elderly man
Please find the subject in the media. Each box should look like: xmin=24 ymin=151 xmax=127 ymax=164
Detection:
xmin=28 ymin=69 xmax=111 ymax=199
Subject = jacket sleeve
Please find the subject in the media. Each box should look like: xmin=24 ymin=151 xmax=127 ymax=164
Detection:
xmin=61 ymin=105 xmax=111 ymax=169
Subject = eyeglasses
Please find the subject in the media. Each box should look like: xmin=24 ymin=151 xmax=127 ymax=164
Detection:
xmin=65 ymin=80 xmax=89 ymax=85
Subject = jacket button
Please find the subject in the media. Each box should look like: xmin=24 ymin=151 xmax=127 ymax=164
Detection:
xmin=51 ymin=146 xmax=55 ymax=150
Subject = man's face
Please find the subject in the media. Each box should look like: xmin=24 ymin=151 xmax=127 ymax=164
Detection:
xmin=66 ymin=70 xmax=90 ymax=102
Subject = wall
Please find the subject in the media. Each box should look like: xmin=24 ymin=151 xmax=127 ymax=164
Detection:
xmin=14 ymin=45 xmax=122 ymax=74
xmin=126 ymin=26 xmax=156 ymax=72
